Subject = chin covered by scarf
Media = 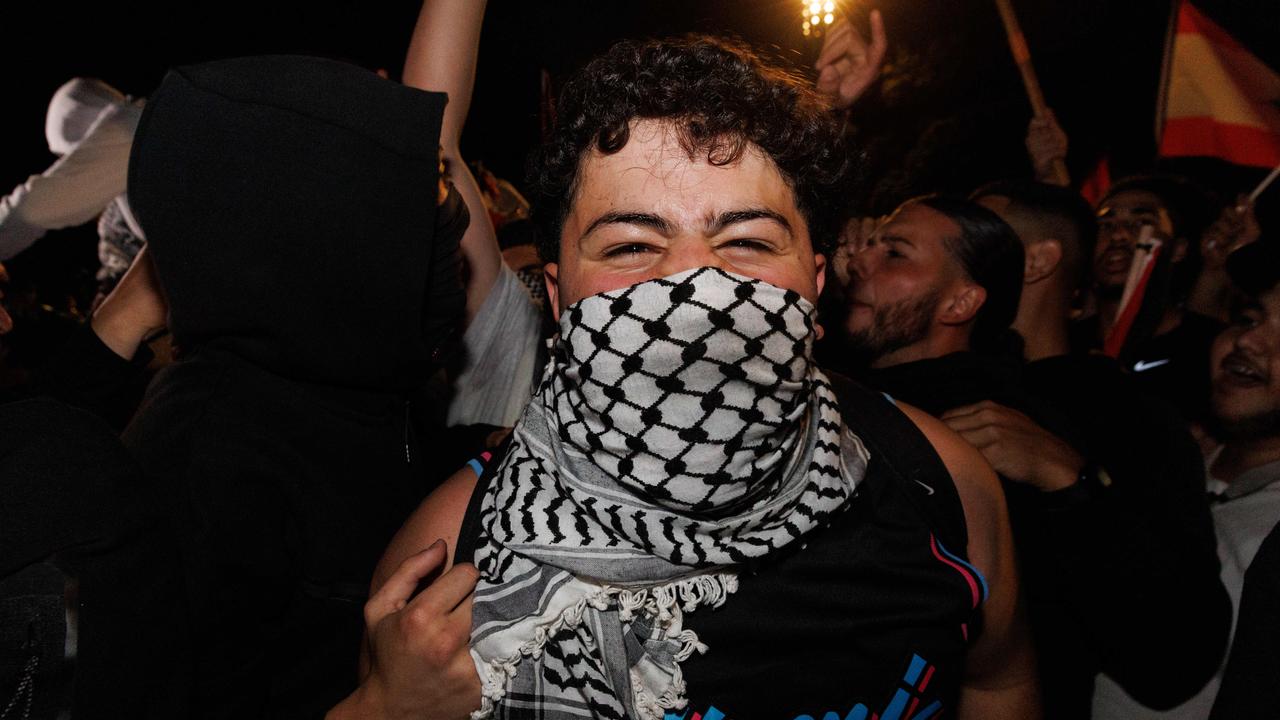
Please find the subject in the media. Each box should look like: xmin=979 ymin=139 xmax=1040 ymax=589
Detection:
xmin=469 ymin=266 xmax=869 ymax=719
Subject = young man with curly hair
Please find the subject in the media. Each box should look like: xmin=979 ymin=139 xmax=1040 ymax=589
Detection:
xmin=330 ymin=2 xmax=1039 ymax=718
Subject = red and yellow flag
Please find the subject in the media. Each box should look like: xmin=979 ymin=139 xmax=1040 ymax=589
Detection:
xmin=1158 ymin=1 xmax=1280 ymax=167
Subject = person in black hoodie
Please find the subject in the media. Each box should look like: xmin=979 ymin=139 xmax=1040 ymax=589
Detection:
xmin=122 ymin=55 xmax=467 ymax=717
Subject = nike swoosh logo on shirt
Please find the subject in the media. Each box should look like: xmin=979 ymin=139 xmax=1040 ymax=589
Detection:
xmin=914 ymin=479 xmax=936 ymax=496
xmin=1133 ymin=358 xmax=1171 ymax=372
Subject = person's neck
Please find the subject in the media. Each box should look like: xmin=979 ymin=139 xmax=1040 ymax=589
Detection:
xmin=1212 ymin=436 xmax=1280 ymax=483
xmin=1013 ymin=287 xmax=1070 ymax=361
xmin=870 ymin=334 xmax=969 ymax=370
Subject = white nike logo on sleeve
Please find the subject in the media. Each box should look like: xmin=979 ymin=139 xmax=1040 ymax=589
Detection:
xmin=1133 ymin=358 xmax=1171 ymax=372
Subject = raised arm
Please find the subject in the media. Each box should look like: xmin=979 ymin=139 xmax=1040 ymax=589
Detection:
xmin=814 ymin=11 xmax=887 ymax=111
xmin=402 ymin=0 xmax=502 ymax=323
xmin=0 ymin=103 xmax=138 ymax=261
xmin=1025 ymin=109 xmax=1070 ymax=187
xmin=1190 ymin=195 xmax=1261 ymax=321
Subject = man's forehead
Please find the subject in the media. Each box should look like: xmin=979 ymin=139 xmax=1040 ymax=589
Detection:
xmin=566 ymin=124 xmax=803 ymax=231
xmin=1230 ymin=287 xmax=1280 ymax=326
xmin=580 ymin=133 xmax=784 ymax=190
xmin=1097 ymin=190 xmax=1164 ymax=217
xmin=881 ymin=203 xmax=959 ymax=244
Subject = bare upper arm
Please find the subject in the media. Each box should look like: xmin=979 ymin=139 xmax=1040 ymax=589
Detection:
xmin=370 ymin=464 xmax=479 ymax=595
xmin=896 ymin=402 xmax=1009 ymax=589
xmin=359 ymin=464 xmax=480 ymax=680
xmin=896 ymin=402 xmax=1041 ymax=717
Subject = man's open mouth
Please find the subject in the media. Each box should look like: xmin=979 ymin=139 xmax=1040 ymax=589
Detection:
xmin=1221 ymin=352 xmax=1267 ymax=386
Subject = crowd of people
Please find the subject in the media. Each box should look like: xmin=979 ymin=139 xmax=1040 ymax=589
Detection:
xmin=1 ymin=1 xmax=1276 ymax=719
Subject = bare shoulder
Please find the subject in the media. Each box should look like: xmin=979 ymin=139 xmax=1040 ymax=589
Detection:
xmin=894 ymin=401 xmax=1039 ymax=715
xmin=370 ymin=464 xmax=480 ymax=593
xmin=896 ymin=404 xmax=1003 ymax=532
xmin=894 ymin=401 xmax=1009 ymax=579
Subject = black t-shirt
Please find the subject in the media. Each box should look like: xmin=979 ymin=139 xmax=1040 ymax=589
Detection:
xmin=1069 ymin=311 xmax=1224 ymax=424
xmin=1022 ymin=353 xmax=1229 ymax=717
xmin=860 ymin=350 xmax=1229 ymax=718
xmin=458 ymin=378 xmax=983 ymax=720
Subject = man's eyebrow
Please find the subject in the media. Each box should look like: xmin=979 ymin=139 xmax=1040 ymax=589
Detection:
xmin=880 ymin=233 xmax=913 ymax=247
xmin=581 ymin=211 xmax=673 ymax=239
xmin=708 ymin=208 xmax=792 ymax=235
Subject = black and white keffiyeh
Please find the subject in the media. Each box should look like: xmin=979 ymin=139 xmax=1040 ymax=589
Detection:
xmin=469 ymin=267 xmax=868 ymax=719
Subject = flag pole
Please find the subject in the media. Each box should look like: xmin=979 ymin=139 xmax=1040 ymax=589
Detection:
xmin=1248 ymin=163 xmax=1280 ymax=203
xmin=994 ymin=0 xmax=1070 ymax=186
xmin=1155 ymin=0 xmax=1181 ymax=147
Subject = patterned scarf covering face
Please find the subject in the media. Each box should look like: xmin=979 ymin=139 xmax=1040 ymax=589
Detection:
xmin=470 ymin=266 xmax=868 ymax=719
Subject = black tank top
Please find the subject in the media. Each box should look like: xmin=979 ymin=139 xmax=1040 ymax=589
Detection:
xmin=457 ymin=376 xmax=984 ymax=720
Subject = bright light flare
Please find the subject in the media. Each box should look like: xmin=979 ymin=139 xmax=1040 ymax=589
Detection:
xmin=800 ymin=0 xmax=841 ymax=37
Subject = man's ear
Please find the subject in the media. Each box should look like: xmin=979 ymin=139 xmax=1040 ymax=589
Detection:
xmin=813 ymin=253 xmax=827 ymax=340
xmin=1171 ymin=236 xmax=1190 ymax=264
xmin=544 ymin=262 xmax=561 ymax=323
xmin=938 ymin=283 xmax=986 ymax=326
xmin=1024 ymin=239 xmax=1064 ymax=285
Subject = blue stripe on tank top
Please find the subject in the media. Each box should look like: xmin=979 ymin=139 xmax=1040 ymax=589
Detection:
xmin=935 ymin=538 xmax=989 ymax=602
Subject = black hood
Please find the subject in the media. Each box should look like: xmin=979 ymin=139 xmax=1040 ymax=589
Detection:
xmin=128 ymin=55 xmax=461 ymax=392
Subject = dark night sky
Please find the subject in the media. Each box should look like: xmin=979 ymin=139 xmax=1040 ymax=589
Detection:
xmin=3 ymin=0 xmax=1278 ymax=226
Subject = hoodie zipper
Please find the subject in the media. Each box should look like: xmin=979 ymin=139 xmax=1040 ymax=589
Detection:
xmin=403 ymin=399 xmax=413 ymax=465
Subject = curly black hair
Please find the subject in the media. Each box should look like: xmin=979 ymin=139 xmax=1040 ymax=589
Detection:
xmin=527 ymin=34 xmax=854 ymax=262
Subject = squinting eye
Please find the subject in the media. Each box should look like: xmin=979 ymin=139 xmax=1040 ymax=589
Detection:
xmin=723 ymin=238 xmax=770 ymax=251
xmin=604 ymin=243 xmax=652 ymax=257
